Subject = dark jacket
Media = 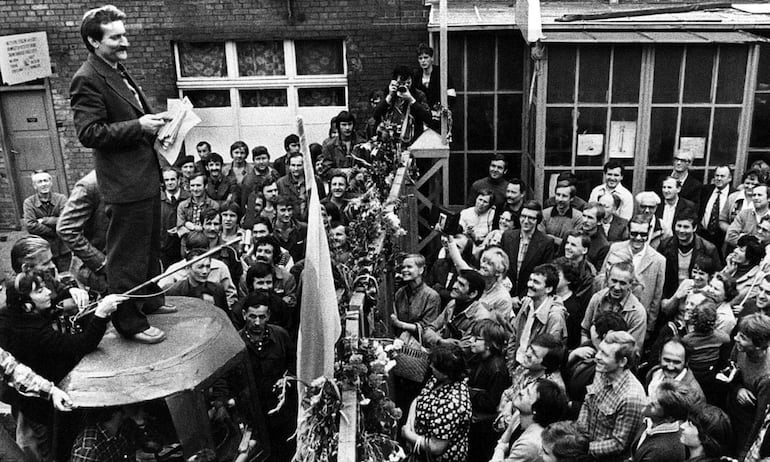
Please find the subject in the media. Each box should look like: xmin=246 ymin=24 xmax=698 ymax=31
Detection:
xmin=70 ymin=54 xmax=160 ymax=203
xmin=56 ymin=171 xmax=108 ymax=272
xmin=698 ymin=184 xmax=733 ymax=250
xmin=0 ymin=308 xmax=109 ymax=424
xmin=372 ymin=87 xmax=431 ymax=146
xmin=657 ymin=235 xmax=722 ymax=298
xmin=412 ymin=65 xmax=455 ymax=110
xmin=500 ymin=229 xmax=556 ymax=297
xmin=23 ymin=192 xmax=70 ymax=259
xmin=655 ymin=197 xmax=697 ymax=223
xmin=630 ymin=421 xmax=687 ymax=462
xmin=605 ymin=215 xmax=630 ymax=242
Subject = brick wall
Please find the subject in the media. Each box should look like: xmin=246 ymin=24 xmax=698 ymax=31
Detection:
xmin=0 ymin=0 xmax=430 ymax=228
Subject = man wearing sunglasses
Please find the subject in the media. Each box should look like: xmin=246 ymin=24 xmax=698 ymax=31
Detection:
xmin=597 ymin=215 xmax=666 ymax=343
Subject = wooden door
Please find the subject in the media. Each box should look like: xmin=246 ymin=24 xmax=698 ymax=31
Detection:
xmin=0 ymin=86 xmax=67 ymax=215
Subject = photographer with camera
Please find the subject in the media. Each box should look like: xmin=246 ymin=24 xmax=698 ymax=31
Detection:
xmin=372 ymin=65 xmax=431 ymax=146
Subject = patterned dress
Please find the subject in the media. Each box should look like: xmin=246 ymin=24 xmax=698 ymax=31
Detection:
xmin=414 ymin=376 xmax=472 ymax=462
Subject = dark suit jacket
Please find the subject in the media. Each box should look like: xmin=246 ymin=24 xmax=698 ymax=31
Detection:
xmin=500 ymin=229 xmax=555 ymax=297
xmin=659 ymin=175 xmax=702 ymax=212
xmin=655 ymin=197 xmax=696 ymax=223
xmin=657 ymin=235 xmax=722 ymax=298
xmin=605 ymin=215 xmax=630 ymax=242
xmin=70 ymin=54 xmax=160 ymax=203
xmin=697 ymin=184 xmax=733 ymax=249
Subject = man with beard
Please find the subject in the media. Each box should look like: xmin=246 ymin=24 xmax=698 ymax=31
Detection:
xmin=597 ymin=216 xmax=665 ymax=343
xmin=204 ymin=152 xmax=239 ymax=207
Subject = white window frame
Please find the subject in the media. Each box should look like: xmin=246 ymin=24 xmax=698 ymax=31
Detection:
xmin=173 ymin=39 xmax=348 ymax=161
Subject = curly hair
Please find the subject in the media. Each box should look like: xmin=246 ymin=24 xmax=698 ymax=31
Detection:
xmin=688 ymin=299 xmax=717 ymax=334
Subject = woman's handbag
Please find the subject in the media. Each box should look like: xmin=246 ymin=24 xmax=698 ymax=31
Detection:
xmin=392 ymin=326 xmax=430 ymax=383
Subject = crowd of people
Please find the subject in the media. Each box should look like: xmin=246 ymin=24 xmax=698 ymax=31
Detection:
xmin=392 ymin=153 xmax=770 ymax=462
xmin=8 ymin=3 xmax=770 ymax=462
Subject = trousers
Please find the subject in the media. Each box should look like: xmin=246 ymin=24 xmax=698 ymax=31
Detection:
xmin=105 ymin=195 xmax=163 ymax=336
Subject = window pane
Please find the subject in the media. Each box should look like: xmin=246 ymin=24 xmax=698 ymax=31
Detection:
xmin=237 ymin=41 xmax=285 ymax=76
xmin=680 ymin=108 xmax=711 ymax=167
xmin=295 ymin=40 xmax=343 ymax=75
xmin=653 ymin=47 xmax=683 ymax=103
xmin=710 ymin=108 xmax=741 ymax=165
xmin=576 ymin=107 xmax=607 ymax=167
xmin=178 ymin=42 xmax=226 ymax=77
xmin=448 ymin=34 xmax=465 ymax=90
xmin=450 ymin=96 xmax=465 ymax=148
xmin=579 ymin=46 xmax=610 ymax=103
xmin=717 ymin=46 xmax=747 ymax=104
xmin=183 ymin=90 xmax=230 ymax=107
xmin=545 ymin=107 xmax=572 ymax=166
xmin=466 ymin=95 xmax=494 ymax=149
xmin=751 ymin=94 xmax=770 ymax=148
xmin=575 ymin=171 xmax=604 ymax=201
xmin=449 ymin=153 xmax=465 ymax=205
xmin=498 ymin=94 xmax=522 ymax=150
xmin=645 ymin=169 xmax=672 ymax=191
xmin=297 ymin=87 xmax=345 ymax=106
xmin=466 ymin=35 xmax=495 ymax=91
xmin=612 ymin=47 xmax=641 ymax=103
xmin=547 ymin=47 xmax=576 ymax=103
xmin=240 ymin=89 xmax=287 ymax=107
xmin=757 ymin=44 xmax=770 ymax=91
xmin=648 ymin=107 xmax=678 ymax=165
xmin=683 ymin=46 xmax=713 ymax=103
xmin=498 ymin=34 xmax=524 ymax=91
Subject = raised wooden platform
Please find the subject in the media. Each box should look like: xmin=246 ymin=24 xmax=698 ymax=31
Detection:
xmin=60 ymin=296 xmax=246 ymax=407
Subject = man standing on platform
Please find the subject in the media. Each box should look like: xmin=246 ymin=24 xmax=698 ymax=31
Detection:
xmin=71 ymin=5 xmax=169 ymax=344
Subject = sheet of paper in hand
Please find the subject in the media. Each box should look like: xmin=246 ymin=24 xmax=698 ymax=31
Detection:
xmin=154 ymin=97 xmax=202 ymax=165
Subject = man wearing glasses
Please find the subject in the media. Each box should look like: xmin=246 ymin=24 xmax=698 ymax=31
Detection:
xmin=663 ymin=149 xmax=703 ymax=212
xmin=597 ymin=215 xmax=666 ymax=343
xmin=635 ymin=191 xmax=665 ymax=249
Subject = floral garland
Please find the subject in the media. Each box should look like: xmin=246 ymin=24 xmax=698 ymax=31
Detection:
xmin=294 ymin=136 xmax=411 ymax=462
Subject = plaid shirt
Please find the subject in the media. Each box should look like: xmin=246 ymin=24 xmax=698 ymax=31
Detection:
xmin=0 ymin=347 xmax=52 ymax=400
xmin=577 ymin=369 xmax=647 ymax=462
xmin=70 ymin=423 xmax=132 ymax=462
